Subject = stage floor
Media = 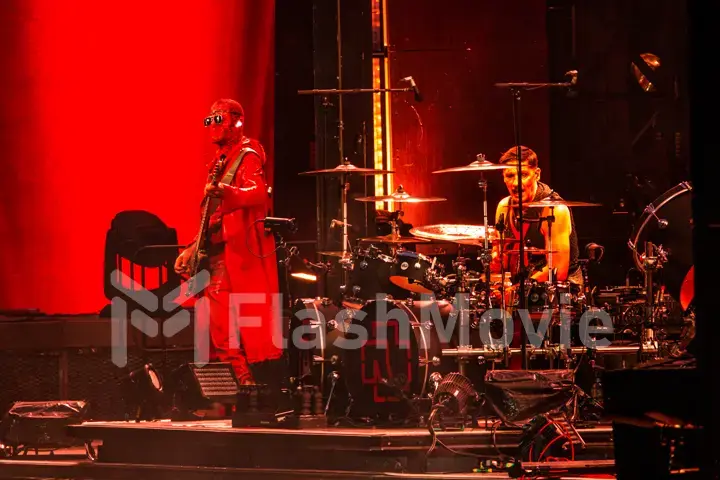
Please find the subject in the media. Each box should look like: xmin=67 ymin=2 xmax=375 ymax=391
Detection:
xmin=0 ymin=419 xmax=617 ymax=479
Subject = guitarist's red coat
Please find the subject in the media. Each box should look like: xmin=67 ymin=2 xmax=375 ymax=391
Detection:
xmin=210 ymin=138 xmax=282 ymax=366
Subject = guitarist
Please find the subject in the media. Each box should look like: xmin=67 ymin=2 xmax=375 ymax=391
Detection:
xmin=175 ymin=99 xmax=283 ymax=387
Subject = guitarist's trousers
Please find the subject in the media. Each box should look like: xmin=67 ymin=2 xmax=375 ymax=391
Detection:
xmin=203 ymin=253 xmax=252 ymax=383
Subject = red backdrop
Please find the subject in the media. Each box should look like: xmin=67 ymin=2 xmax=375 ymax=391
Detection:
xmin=387 ymin=0 xmax=549 ymax=229
xmin=0 ymin=1 xmax=275 ymax=314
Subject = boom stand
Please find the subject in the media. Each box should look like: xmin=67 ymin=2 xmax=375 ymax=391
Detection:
xmin=495 ymin=71 xmax=576 ymax=369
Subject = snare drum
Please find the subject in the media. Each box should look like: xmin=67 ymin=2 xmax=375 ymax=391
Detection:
xmin=389 ymin=250 xmax=438 ymax=295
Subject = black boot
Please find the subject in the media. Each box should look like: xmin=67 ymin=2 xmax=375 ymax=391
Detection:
xmin=248 ymin=357 xmax=291 ymax=413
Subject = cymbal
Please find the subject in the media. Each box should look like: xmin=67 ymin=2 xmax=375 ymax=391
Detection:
xmin=317 ymin=251 xmax=348 ymax=257
xmin=355 ymin=185 xmax=446 ymax=203
xmin=433 ymin=160 xmax=512 ymax=174
xmin=410 ymin=224 xmax=495 ymax=243
xmin=502 ymin=246 xmax=558 ymax=255
xmin=524 ymin=199 xmax=602 ymax=208
xmin=359 ymin=235 xmax=431 ymax=245
xmin=299 ymin=162 xmax=394 ymax=176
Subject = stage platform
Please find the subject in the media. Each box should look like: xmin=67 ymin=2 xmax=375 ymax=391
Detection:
xmin=52 ymin=419 xmax=611 ymax=478
xmin=0 ymin=420 xmax=613 ymax=480
xmin=0 ymin=419 xmax=616 ymax=479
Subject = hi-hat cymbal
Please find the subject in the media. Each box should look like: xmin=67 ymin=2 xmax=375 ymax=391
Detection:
xmin=355 ymin=185 xmax=446 ymax=203
xmin=410 ymin=224 xmax=495 ymax=244
xmin=433 ymin=160 xmax=512 ymax=174
xmin=299 ymin=162 xmax=394 ymax=176
xmin=359 ymin=235 xmax=431 ymax=245
xmin=524 ymin=199 xmax=602 ymax=208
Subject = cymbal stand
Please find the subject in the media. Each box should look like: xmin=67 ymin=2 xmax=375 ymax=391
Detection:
xmin=494 ymin=71 xmax=576 ymax=370
xmin=389 ymin=205 xmax=404 ymax=236
xmin=477 ymin=161 xmax=492 ymax=303
xmin=452 ymin=256 xmax=472 ymax=376
xmin=639 ymin=241 xmax=665 ymax=361
xmin=494 ymin=213 xmax=511 ymax=367
xmin=546 ymin=206 xmax=555 ymax=286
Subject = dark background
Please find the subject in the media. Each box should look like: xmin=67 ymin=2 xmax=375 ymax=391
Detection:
xmin=274 ymin=0 xmax=690 ymax=292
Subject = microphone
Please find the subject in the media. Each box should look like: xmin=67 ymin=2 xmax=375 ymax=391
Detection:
xmin=303 ymin=259 xmax=330 ymax=273
xmin=330 ymin=219 xmax=352 ymax=228
xmin=263 ymin=217 xmax=297 ymax=233
xmin=401 ymin=76 xmax=423 ymax=102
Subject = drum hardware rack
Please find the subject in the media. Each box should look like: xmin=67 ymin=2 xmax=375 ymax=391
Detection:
xmin=628 ymin=240 xmax=669 ymax=362
xmin=441 ymin=342 xmax=660 ymax=361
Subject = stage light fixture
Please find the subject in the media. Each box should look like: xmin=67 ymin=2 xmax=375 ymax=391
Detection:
xmin=288 ymin=255 xmax=325 ymax=283
xmin=430 ymin=372 xmax=479 ymax=419
xmin=120 ymin=363 xmax=167 ymax=422
xmin=168 ymin=362 xmax=239 ymax=418
xmin=631 ymin=52 xmax=661 ymax=92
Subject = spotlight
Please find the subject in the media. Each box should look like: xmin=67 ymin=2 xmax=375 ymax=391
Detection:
xmin=289 ymin=258 xmax=318 ymax=283
xmin=426 ymin=373 xmax=479 ymax=457
xmin=432 ymin=372 xmax=478 ymax=415
xmin=428 ymin=372 xmax=479 ymax=431
xmin=121 ymin=364 xmax=166 ymax=422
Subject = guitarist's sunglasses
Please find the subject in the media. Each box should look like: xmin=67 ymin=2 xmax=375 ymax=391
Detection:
xmin=203 ymin=114 xmax=223 ymax=127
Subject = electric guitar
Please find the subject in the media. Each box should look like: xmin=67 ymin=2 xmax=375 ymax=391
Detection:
xmin=186 ymin=155 xmax=226 ymax=296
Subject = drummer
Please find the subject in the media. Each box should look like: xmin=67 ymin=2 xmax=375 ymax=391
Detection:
xmin=490 ymin=146 xmax=583 ymax=287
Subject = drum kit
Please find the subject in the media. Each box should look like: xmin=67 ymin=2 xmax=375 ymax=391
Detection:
xmin=285 ymin=153 xmax=681 ymax=421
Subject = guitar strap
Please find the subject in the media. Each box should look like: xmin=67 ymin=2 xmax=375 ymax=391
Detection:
xmin=221 ymin=147 xmax=258 ymax=186
xmin=206 ymin=147 xmax=259 ymax=216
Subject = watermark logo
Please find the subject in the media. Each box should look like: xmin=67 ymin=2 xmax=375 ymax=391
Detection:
xmin=109 ymin=269 xmax=211 ymax=367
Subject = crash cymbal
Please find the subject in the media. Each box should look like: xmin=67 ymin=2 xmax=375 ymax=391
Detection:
xmin=433 ymin=154 xmax=512 ymax=174
xmin=317 ymin=251 xmax=349 ymax=257
xmin=359 ymin=234 xmax=431 ymax=245
xmin=409 ymin=224 xmax=495 ymax=243
xmin=299 ymin=161 xmax=394 ymax=176
xmin=355 ymin=185 xmax=446 ymax=203
xmin=524 ymin=199 xmax=602 ymax=208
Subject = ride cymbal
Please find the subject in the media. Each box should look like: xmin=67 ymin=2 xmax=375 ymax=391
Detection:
xmin=355 ymin=185 xmax=446 ymax=203
xmin=433 ymin=159 xmax=512 ymax=174
xmin=359 ymin=235 xmax=431 ymax=245
xmin=409 ymin=224 xmax=495 ymax=243
xmin=299 ymin=161 xmax=394 ymax=176
xmin=524 ymin=199 xmax=602 ymax=208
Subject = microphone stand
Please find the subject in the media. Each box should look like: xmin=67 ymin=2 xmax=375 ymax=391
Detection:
xmin=494 ymin=73 xmax=575 ymax=370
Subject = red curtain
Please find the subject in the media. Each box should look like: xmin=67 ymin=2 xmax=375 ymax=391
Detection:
xmin=0 ymin=1 xmax=275 ymax=314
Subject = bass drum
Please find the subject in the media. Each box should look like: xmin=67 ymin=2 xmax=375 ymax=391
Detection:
xmin=629 ymin=182 xmax=694 ymax=310
xmin=338 ymin=298 xmax=457 ymax=420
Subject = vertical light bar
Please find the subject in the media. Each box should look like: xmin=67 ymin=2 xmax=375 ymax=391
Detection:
xmin=371 ymin=0 xmax=392 ymax=212
xmin=380 ymin=0 xmax=393 ymax=211
xmin=372 ymin=57 xmax=384 ymax=211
